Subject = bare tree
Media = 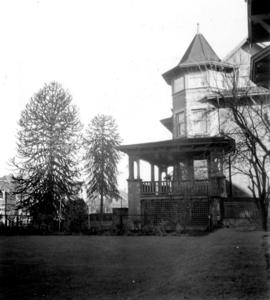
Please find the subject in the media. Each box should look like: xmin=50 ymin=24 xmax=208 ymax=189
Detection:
xmin=208 ymin=67 xmax=270 ymax=230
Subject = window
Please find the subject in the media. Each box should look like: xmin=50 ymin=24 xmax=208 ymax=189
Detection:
xmin=173 ymin=76 xmax=184 ymax=93
xmin=188 ymin=73 xmax=207 ymax=89
xmin=194 ymin=160 xmax=208 ymax=180
xmin=192 ymin=109 xmax=207 ymax=136
xmin=175 ymin=111 xmax=185 ymax=137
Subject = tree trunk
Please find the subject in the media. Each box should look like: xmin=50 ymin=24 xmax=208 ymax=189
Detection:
xmin=100 ymin=189 xmax=104 ymax=231
xmin=260 ymin=199 xmax=268 ymax=231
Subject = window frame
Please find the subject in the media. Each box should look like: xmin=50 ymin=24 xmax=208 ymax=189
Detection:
xmin=179 ymin=161 xmax=189 ymax=181
xmin=173 ymin=76 xmax=185 ymax=93
xmin=193 ymin=159 xmax=209 ymax=180
xmin=187 ymin=72 xmax=208 ymax=89
xmin=175 ymin=111 xmax=185 ymax=137
xmin=192 ymin=108 xmax=208 ymax=136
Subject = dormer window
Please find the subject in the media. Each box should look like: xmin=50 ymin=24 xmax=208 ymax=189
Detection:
xmin=175 ymin=111 xmax=185 ymax=137
xmin=173 ymin=76 xmax=184 ymax=93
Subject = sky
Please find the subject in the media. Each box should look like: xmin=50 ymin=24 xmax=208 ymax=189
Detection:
xmin=0 ymin=0 xmax=248 ymax=190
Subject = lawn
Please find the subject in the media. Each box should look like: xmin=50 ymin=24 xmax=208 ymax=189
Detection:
xmin=0 ymin=229 xmax=269 ymax=300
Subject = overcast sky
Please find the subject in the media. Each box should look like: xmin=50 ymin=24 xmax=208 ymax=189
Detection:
xmin=0 ymin=0 xmax=247 ymax=189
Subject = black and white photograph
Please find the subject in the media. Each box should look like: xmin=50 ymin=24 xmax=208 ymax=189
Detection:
xmin=1 ymin=0 xmax=270 ymax=299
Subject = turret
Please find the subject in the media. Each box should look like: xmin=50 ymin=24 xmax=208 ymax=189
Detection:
xmin=161 ymin=31 xmax=233 ymax=138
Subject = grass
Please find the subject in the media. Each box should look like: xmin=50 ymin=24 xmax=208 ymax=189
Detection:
xmin=0 ymin=229 xmax=269 ymax=299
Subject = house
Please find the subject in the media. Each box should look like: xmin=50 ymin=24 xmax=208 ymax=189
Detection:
xmin=0 ymin=175 xmax=17 ymax=226
xmin=119 ymin=21 xmax=270 ymax=230
xmin=0 ymin=175 xmax=31 ymax=227
xmin=119 ymin=31 xmax=238 ymax=231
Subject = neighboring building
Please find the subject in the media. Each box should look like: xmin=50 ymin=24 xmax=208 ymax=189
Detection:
xmin=86 ymin=190 xmax=128 ymax=230
xmin=0 ymin=175 xmax=17 ymax=226
xmin=250 ymin=45 xmax=270 ymax=89
xmin=224 ymin=38 xmax=264 ymax=88
xmin=0 ymin=175 xmax=31 ymax=227
xmin=85 ymin=189 xmax=128 ymax=214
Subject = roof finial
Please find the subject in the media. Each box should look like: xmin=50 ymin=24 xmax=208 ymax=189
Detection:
xmin=197 ymin=22 xmax=200 ymax=34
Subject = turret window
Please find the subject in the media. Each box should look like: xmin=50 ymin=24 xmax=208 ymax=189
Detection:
xmin=175 ymin=111 xmax=185 ymax=137
xmin=173 ymin=76 xmax=184 ymax=93
xmin=192 ymin=109 xmax=207 ymax=136
xmin=188 ymin=73 xmax=207 ymax=89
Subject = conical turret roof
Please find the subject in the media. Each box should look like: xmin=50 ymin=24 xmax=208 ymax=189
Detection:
xmin=162 ymin=32 xmax=233 ymax=85
xmin=179 ymin=33 xmax=221 ymax=65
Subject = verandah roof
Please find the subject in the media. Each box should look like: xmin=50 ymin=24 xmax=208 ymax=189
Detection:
xmin=118 ymin=136 xmax=234 ymax=166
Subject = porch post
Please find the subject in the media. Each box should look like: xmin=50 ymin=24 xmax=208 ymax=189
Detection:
xmin=128 ymin=155 xmax=135 ymax=180
xmin=4 ymin=190 xmax=7 ymax=227
xmin=158 ymin=166 xmax=162 ymax=182
xmin=127 ymin=155 xmax=141 ymax=227
xmin=136 ymin=159 xmax=140 ymax=180
xmin=189 ymin=158 xmax=194 ymax=182
xmin=228 ymin=155 xmax=232 ymax=199
xmin=151 ymin=163 xmax=155 ymax=182
xmin=220 ymin=151 xmax=224 ymax=173
xmin=174 ymin=162 xmax=181 ymax=181
xmin=207 ymin=155 xmax=212 ymax=179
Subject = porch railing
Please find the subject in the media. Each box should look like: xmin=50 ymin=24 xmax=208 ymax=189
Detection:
xmin=141 ymin=180 xmax=213 ymax=196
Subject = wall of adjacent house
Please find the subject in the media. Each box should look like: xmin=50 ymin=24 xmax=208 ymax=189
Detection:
xmin=224 ymin=42 xmax=262 ymax=87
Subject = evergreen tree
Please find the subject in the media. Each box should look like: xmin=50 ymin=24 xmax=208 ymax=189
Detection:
xmin=84 ymin=115 xmax=121 ymax=225
xmin=13 ymin=82 xmax=82 ymax=228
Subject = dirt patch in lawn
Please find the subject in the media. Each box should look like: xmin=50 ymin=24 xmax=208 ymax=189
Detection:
xmin=0 ymin=228 xmax=269 ymax=299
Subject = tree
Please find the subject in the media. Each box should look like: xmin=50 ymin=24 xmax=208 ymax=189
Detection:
xmin=84 ymin=115 xmax=121 ymax=226
xmin=13 ymin=82 xmax=82 ymax=229
xmin=222 ymin=90 xmax=270 ymax=230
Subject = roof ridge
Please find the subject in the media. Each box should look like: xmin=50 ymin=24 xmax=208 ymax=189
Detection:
xmin=179 ymin=32 xmax=220 ymax=66
xmin=198 ymin=34 xmax=207 ymax=59
xmin=223 ymin=38 xmax=248 ymax=61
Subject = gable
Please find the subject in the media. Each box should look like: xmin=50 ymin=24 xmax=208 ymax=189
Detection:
xmin=224 ymin=39 xmax=263 ymax=66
